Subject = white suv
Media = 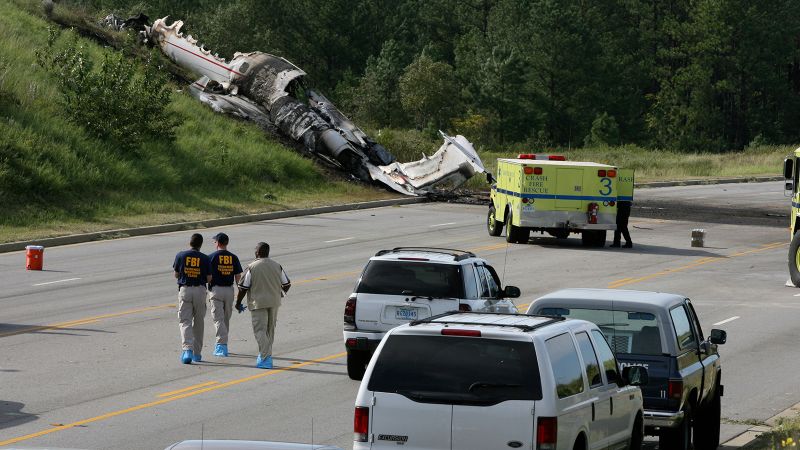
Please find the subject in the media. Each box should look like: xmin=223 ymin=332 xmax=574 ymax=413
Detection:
xmin=353 ymin=312 xmax=648 ymax=450
xmin=343 ymin=247 xmax=520 ymax=380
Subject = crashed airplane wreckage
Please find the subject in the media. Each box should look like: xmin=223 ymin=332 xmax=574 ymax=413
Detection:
xmin=132 ymin=17 xmax=485 ymax=195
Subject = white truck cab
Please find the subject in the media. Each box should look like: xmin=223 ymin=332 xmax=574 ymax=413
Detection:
xmin=354 ymin=312 xmax=648 ymax=450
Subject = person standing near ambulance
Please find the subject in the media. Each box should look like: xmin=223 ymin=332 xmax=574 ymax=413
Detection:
xmin=207 ymin=232 xmax=243 ymax=357
xmin=611 ymin=168 xmax=635 ymax=248
xmin=235 ymin=242 xmax=291 ymax=369
xmin=173 ymin=233 xmax=211 ymax=364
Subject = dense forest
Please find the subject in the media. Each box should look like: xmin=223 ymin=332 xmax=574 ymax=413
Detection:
xmin=70 ymin=0 xmax=800 ymax=151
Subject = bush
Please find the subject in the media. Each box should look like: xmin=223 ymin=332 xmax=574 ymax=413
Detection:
xmin=36 ymin=27 xmax=178 ymax=152
xmin=584 ymin=112 xmax=621 ymax=147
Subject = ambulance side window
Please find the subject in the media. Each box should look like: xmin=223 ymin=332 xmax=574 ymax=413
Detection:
xmin=462 ymin=265 xmax=480 ymax=299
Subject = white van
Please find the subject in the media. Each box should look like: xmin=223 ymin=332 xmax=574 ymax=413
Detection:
xmin=353 ymin=312 xmax=648 ymax=450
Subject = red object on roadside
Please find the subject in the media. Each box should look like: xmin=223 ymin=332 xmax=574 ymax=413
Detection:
xmin=26 ymin=245 xmax=44 ymax=270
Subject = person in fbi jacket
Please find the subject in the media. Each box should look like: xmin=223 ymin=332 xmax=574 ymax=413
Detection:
xmin=207 ymin=232 xmax=243 ymax=357
xmin=173 ymin=233 xmax=211 ymax=364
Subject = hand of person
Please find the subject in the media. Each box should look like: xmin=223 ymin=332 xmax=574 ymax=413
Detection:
xmin=235 ymin=302 xmax=246 ymax=313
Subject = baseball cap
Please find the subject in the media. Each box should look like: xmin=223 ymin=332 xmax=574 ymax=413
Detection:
xmin=212 ymin=232 xmax=229 ymax=245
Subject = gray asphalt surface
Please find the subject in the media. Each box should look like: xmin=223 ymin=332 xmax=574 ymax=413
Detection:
xmin=0 ymin=181 xmax=796 ymax=449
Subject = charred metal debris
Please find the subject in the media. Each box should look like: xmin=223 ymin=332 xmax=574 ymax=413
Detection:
xmin=98 ymin=15 xmax=485 ymax=196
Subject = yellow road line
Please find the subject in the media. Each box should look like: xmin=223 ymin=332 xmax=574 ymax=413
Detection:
xmin=294 ymin=270 xmax=361 ymax=284
xmin=517 ymin=303 xmax=530 ymax=311
xmin=0 ymin=352 xmax=347 ymax=447
xmin=607 ymin=242 xmax=786 ymax=289
xmin=467 ymin=243 xmax=509 ymax=253
xmin=157 ymin=381 xmax=219 ymax=398
xmin=0 ymin=304 xmax=176 ymax=338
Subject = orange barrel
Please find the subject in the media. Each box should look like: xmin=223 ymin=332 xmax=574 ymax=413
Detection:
xmin=26 ymin=245 xmax=44 ymax=270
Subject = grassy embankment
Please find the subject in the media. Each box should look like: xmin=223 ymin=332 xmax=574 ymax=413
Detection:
xmin=0 ymin=0 xmax=394 ymax=244
xmin=743 ymin=417 xmax=800 ymax=449
xmin=0 ymin=2 xmax=791 ymax=244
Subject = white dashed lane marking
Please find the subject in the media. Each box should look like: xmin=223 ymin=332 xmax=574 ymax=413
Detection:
xmin=713 ymin=316 xmax=740 ymax=326
xmin=324 ymin=237 xmax=354 ymax=243
xmin=430 ymin=222 xmax=456 ymax=227
xmin=32 ymin=277 xmax=81 ymax=286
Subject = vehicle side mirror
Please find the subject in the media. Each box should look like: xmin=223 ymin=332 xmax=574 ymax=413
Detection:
xmin=622 ymin=366 xmax=649 ymax=387
xmin=502 ymin=285 xmax=521 ymax=299
xmin=709 ymin=328 xmax=727 ymax=345
xmin=784 ymin=158 xmax=794 ymax=180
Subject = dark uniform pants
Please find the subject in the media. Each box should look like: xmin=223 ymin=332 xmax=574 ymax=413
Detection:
xmin=614 ymin=201 xmax=633 ymax=245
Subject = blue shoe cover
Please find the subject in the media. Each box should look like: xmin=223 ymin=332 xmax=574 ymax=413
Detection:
xmin=256 ymin=355 xmax=273 ymax=369
xmin=181 ymin=350 xmax=193 ymax=364
xmin=213 ymin=344 xmax=228 ymax=357
xmin=192 ymin=353 xmax=202 ymax=362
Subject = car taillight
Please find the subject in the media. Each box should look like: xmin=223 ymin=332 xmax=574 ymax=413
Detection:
xmin=668 ymin=380 xmax=683 ymax=400
xmin=534 ymin=167 xmax=543 ymax=175
xmin=441 ymin=328 xmax=481 ymax=337
xmin=536 ymin=417 xmax=557 ymax=450
xmin=458 ymin=303 xmax=472 ymax=312
xmin=354 ymin=406 xmax=369 ymax=442
xmin=587 ymin=202 xmax=599 ymax=224
xmin=598 ymin=169 xmax=607 ymax=177
xmin=344 ymin=297 xmax=356 ymax=324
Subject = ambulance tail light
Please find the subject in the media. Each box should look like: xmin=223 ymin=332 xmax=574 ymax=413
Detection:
xmin=522 ymin=198 xmax=529 ymax=203
xmin=609 ymin=201 xmax=616 ymax=206
xmin=354 ymin=406 xmax=369 ymax=442
xmin=548 ymin=155 xmax=566 ymax=161
xmin=598 ymin=169 xmax=607 ymax=177
xmin=587 ymin=203 xmax=599 ymax=224
xmin=607 ymin=169 xmax=617 ymax=177
xmin=536 ymin=417 xmax=558 ymax=450
xmin=534 ymin=167 xmax=543 ymax=175
xmin=524 ymin=167 xmax=534 ymax=175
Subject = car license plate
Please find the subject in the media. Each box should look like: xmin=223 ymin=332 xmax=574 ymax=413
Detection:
xmin=395 ymin=308 xmax=418 ymax=321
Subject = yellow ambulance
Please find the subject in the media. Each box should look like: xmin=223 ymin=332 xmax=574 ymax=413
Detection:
xmin=487 ymin=154 xmax=628 ymax=246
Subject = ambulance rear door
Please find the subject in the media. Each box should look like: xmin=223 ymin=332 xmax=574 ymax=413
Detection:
xmin=555 ymin=167 xmax=584 ymax=210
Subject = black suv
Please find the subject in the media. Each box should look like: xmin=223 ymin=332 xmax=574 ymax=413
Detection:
xmin=528 ymin=288 xmax=727 ymax=450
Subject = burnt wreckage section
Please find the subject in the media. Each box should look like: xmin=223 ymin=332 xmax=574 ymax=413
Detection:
xmin=112 ymin=16 xmax=485 ymax=195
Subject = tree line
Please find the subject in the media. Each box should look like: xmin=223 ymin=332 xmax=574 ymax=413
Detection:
xmin=72 ymin=0 xmax=800 ymax=151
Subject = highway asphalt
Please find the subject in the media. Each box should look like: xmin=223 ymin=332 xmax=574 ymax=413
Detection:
xmin=0 ymin=181 xmax=796 ymax=449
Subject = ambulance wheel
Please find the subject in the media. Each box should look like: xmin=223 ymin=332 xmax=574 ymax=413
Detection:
xmin=487 ymin=206 xmax=503 ymax=236
xmin=581 ymin=230 xmax=606 ymax=247
xmin=789 ymin=232 xmax=800 ymax=286
xmin=505 ymin=211 xmax=529 ymax=243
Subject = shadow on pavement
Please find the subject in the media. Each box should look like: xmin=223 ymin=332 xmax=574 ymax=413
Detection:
xmin=0 ymin=323 xmax=113 ymax=338
xmin=522 ymin=237 xmax=724 ymax=258
xmin=0 ymin=400 xmax=37 ymax=431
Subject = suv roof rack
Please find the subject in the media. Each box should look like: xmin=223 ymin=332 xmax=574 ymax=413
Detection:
xmin=409 ymin=311 xmax=566 ymax=332
xmin=374 ymin=247 xmax=477 ymax=261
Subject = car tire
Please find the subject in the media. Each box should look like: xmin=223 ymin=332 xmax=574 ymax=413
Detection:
xmin=694 ymin=391 xmax=721 ymax=450
xmin=659 ymin=406 xmax=692 ymax=450
xmin=487 ymin=205 xmax=503 ymax=236
xmin=789 ymin=232 xmax=800 ymax=286
xmin=505 ymin=210 xmax=528 ymax=243
xmin=629 ymin=413 xmax=644 ymax=450
xmin=346 ymin=350 xmax=368 ymax=381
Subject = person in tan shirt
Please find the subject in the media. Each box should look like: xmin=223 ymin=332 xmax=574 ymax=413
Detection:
xmin=236 ymin=242 xmax=291 ymax=369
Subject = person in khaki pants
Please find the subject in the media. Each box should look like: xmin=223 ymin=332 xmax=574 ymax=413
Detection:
xmin=236 ymin=242 xmax=291 ymax=369
xmin=172 ymin=233 xmax=211 ymax=364
xmin=207 ymin=232 xmax=243 ymax=357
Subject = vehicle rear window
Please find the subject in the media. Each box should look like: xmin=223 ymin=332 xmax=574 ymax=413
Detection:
xmin=368 ymin=335 xmax=542 ymax=406
xmin=537 ymin=307 xmax=663 ymax=355
xmin=356 ymin=260 xmax=463 ymax=298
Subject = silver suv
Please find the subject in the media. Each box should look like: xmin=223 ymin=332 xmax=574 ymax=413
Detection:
xmin=343 ymin=247 xmax=520 ymax=380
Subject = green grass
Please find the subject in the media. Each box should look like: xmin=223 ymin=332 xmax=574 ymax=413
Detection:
xmin=744 ymin=417 xmax=800 ymax=449
xmin=0 ymin=0 xmax=394 ymax=244
xmin=371 ymin=128 xmax=791 ymax=191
